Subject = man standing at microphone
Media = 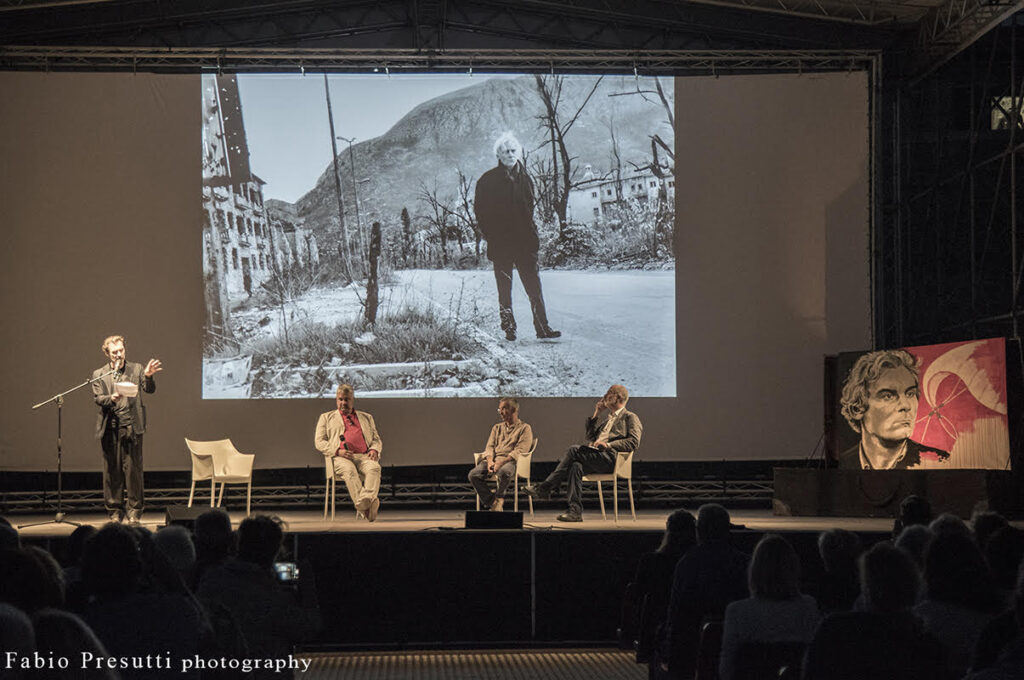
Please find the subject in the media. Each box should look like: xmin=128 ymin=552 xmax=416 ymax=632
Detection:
xmin=92 ymin=335 xmax=162 ymax=525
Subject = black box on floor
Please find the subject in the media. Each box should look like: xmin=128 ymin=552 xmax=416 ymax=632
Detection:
xmin=465 ymin=510 xmax=523 ymax=530
xmin=165 ymin=505 xmax=208 ymax=529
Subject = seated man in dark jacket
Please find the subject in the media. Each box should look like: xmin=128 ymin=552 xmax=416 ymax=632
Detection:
xmin=661 ymin=503 xmax=748 ymax=679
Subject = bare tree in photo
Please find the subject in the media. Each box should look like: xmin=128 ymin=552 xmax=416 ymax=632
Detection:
xmin=260 ymin=250 xmax=322 ymax=346
xmin=606 ymin=117 xmax=625 ymax=203
xmin=400 ymin=206 xmax=413 ymax=268
xmin=613 ymin=76 xmax=676 ymax=258
xmin=528 ymin=157 xmax=558 ymax=225
xmin=417 ymin=181 xmax=456 ymax=268
xmin=452 ymin=168 xmax=483 ymax=260
xmin=323 ymin=74 xmax=355 ymax=284
xmin=365 ymin=222 xmax=381 ymax=325
xmin=533 ymin=74 xmax=604 ymax=236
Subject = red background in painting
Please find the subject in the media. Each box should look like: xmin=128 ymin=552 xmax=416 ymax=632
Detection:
xmin=904 ymin=337 xmax=1007 ymax=452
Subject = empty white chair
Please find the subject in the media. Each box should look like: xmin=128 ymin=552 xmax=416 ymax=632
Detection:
xmin=582 ymin=449 xmax=636 ymax=522
xmin=185 ymin=438 xmax=255 ymax=516
xmin=473 ymin=438 xmax=537 ymax=516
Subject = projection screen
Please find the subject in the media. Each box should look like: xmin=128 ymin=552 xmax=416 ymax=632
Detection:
xmin=201 ymin=74 xmax=677 ymax=399
xmin=0 ymin=70 xmax=870 ymax=471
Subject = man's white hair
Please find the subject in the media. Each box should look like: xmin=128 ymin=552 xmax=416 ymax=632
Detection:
xmin=493 ymin=131 xmax=524 ymax=160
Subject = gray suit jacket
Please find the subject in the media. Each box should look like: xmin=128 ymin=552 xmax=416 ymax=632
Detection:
xmin=92 ymin=361 xmax=156 ymax=438
xmin=585 ymin=408 xmax=642 ymax=453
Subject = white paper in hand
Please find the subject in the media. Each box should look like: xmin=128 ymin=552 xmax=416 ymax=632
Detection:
xmin=114 ymin=381 xmax=138 ymax=398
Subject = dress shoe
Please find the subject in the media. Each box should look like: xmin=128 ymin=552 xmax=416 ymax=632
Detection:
xmin=108 ymin=512 xmax=123 ymax=524
xmin=536 ymin=327 xmax=562 ymax=339
xmin=490 ymin=497 xmax=504 ymax=512
xmin=522 ymin=483 xmax=551 ymax=500
xmin=556 ymin=511 xmax=583 ymax=522
xmin=366 ymin=497 xmax=380 ymax=522
xmin=504 ymin=328 xmax=517 ymax=341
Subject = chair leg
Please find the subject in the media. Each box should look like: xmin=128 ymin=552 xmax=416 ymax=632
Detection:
xmin=245 ymin=481 xmax=251 ymax=516
xmin=210 ymin=479 xmax=216 ymax=507
xmin=525 ymin=475 xmax=533 ymax=516
xmin=626 ymin=477 xmax=634 ymax=520
xmin=217 ymin=482 xmax=225 ymax=508
xmin=613 ymin=477 xmax=619 ymax=523
xmin=188 ymin=481 xmax=195 ymax=508
xmin=323 ymin=478 xmax=329 ymax=520
xmin=596 ymin=481 xmax=607 ymax=520
xmin=514 ymin=479 xmax=519 ymax=512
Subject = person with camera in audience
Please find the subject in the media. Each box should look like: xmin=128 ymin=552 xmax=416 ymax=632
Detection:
xmin=198 ymin=515 xmax=321 ymax=680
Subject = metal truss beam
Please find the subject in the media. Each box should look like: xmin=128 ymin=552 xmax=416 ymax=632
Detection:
xmin=1 ymin=479 xmax=774 ymax=513
xmin=910 ymin=0 xmax=1024 ymax=79
xmin=0 ymin=0 xmax=120 ymax=10
xmin=689 ymin=0 xmax=938 ymax=26
xmin=0 ymin=45 xmax=880 ymax=73
xmin=0 ymin=0 xmax=899 ymax=53
xmin=878 ymin=17 xmax=1024 ymax=349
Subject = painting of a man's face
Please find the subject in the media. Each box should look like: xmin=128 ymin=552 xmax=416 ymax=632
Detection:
xmin=860 ymin=366 xmax=919 ymax=443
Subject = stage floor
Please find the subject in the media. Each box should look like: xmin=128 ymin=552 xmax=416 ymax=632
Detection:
xmin=13 ymin=507 xmax=899 ymax=538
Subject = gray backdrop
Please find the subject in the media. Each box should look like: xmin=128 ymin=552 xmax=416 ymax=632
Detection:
xmin=0 ymin=71 xmax=870 ymax=471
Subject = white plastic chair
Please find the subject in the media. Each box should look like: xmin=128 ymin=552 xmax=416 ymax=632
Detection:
xmin=582 ymin=449 xmax=636 ymax=522
xmin=185 ymin=438 xmax=255 ymax=516
xmin=323 ymin=455 xmax=336 ymax=521
xmin=473 ymin=438 xmax=537 ymax=515
xmin=322 ymin=455 xmax=363 ymax=521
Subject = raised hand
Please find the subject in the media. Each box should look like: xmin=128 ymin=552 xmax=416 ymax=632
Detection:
xmin=144 ymin=358 xmax=163 ymax=377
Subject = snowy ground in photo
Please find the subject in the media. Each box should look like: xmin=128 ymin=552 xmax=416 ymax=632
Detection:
xmin=204 ymin=268 xmax=676 ymax=398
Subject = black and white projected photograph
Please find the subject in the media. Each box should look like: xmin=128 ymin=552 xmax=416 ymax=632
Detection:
xmin=201 ymin=73 xmax=676 ymax=399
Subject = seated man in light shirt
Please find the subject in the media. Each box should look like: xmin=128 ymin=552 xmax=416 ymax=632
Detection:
xmin=468 ymin=397 xmax=534 ymax=512
xmin=314 ymin=384 xmax=383 ymax=522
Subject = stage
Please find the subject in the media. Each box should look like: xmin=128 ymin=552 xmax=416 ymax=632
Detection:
xmin=14 ymin=507 xmax=897 ymax=538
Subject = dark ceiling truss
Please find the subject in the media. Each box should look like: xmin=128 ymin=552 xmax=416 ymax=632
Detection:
xmin=0 ymin=45 xmax=881 ymax=74
xmin=440 ymin=0 xmax=891 ymax=49
xmin=876 ymin=18 xmax=1024 ymax=347
xmin=0 ymin=0 xmax=901 ymax=52
xmin=910 ymin=0 xmax=1024 ymax=78
xmin=688 ymin=0 xmax=936 ymax=26
xmin=0 ymin=1 xmax=413 ymax=48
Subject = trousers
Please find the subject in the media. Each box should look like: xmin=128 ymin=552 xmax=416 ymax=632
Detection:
xmin=542 ymin=445 xmax=615 ymax=514
xmin=332 ymin=453 xmax=381 ymax=511
xmin=101 ymin=425 xmax=144 ymax=519
xmin=492 ymin=252 xmax=551 ymax=333
xmin=468 ymin=458 xmax=516 ymax=506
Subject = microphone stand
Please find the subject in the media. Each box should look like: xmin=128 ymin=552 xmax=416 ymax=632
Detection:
xmin=19 ymin=369 xmax=116 ymax=529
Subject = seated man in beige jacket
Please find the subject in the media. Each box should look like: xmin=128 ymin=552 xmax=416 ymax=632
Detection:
xmin=314 ymin=384 xmax=383 ymax=521
xmin=468 ymin=397 xmax=534 ymax=511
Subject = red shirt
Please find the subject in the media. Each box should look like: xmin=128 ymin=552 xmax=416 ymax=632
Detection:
xmin=339 ymin=411 xmax=369 ymax=454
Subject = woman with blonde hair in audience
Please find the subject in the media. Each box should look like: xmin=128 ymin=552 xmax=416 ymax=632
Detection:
xmin=719 ymin=534 xmax=820 ymax=680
